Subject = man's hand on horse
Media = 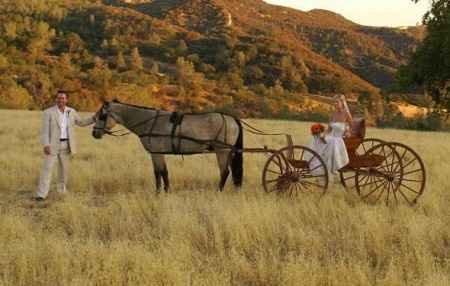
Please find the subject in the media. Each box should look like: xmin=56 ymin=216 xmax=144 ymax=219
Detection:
xmin=43 ymin=146 xmax=51 ymax=155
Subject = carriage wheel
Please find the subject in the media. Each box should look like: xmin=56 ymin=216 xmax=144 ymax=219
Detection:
xmin=262 ymin=146 xmax=329 ymax=197
xmin=340 ymin=138 xmax=385 ymax=189
xmin=355 ymin=143 xmax=402 ymax=205
xmin=388 ymin=142 xmax=426 ymax=205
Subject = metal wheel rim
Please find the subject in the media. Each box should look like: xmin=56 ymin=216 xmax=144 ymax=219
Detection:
xmin=387 ymin=142 xmax=426 ymax=205
xmin=355 ymin=143 xmax=403 ymax=205
xmin=262 ymin=145 xmax=329 ymax=197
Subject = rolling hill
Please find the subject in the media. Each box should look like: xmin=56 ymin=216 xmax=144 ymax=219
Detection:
xmin=0 ymin=0 xmax=425 ymax=120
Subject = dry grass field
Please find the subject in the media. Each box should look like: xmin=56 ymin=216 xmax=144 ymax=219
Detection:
xmin=0 ymin=109 xmax=449 ymax=286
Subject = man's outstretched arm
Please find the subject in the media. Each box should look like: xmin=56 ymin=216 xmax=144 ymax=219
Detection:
xmin=73 ymin=110 xmax=95 ymax=127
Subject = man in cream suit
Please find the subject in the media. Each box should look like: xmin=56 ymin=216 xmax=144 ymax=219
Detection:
xmin=35 ymin=91 xmax=95 ymax=201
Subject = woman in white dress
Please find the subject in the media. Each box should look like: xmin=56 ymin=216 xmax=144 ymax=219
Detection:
xmin=309 ymin=94 xmax=353 ymax=178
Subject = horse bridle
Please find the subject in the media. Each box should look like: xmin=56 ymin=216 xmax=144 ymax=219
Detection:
xmin=93 ymin=106 xmax=161 ymax=137
xmin=93 ymin=106 xmax=130 ymax=136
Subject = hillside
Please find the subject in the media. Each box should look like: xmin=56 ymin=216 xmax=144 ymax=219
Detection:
xmin=0 ymin=0 xmax=424 ymax=120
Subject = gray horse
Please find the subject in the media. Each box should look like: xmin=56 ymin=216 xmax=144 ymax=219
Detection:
xmin=92 ymin=100 xmax=243 ymax=192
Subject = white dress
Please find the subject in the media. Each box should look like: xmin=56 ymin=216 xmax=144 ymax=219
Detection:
xmin=308 ymin=122 xmax=349 ymax=176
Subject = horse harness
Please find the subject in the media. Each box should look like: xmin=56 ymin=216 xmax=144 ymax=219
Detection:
xmin=136 ymin=111 xmax=229 ymax=155
xmin=169 ymin=112 xmax=184 ymax=154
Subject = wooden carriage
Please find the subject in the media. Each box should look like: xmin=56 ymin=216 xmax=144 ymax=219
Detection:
xmin=261 ymin=119 xmax=426 ymax=206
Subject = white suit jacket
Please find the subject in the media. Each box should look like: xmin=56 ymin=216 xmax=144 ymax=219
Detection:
xmin=41 ymin=106 xmax=94 ymax=155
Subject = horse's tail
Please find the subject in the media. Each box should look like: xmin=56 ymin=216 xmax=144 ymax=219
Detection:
xmin=231 ymin=118 xmax=243 ymax=187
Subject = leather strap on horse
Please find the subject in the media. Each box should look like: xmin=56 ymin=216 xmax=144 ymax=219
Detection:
xmin=170 ymin=112 xmax=184 ymax=154
xmin=147 ymin=110 xmax=160 ymax=147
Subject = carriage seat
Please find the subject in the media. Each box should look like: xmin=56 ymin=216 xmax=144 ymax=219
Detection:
xmin=343 ymin=118 xmax=366 ymax=156
xmin=348 ymin=118 xmax=366 ymax=138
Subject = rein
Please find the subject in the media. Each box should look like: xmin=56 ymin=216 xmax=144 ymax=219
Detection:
xmin=94 ymin=112 xmax=162 ymax=137
xmin=95 ymin=106 xmax=293 ymax=158
xmin=240 ymin=120 xmax=294 ymax=159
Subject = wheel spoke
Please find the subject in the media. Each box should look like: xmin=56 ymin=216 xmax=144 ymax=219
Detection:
xmin=401 ymin=157 xmax=418 ymax=170
xmin=272 ymin=156 xmax=283 ymax=169
xmin=294 ymin=183 xmax=302 ymax=195
xmin=392 ymin=148 xmax=407 ymax=173
xmin=392 ymin=183 xmax=399 ymax=204
xmin=401 ymin=178 xmax=423 ymax=183
xmin=374 ymin=181 xmax=388 ymax=203
xmin=268 ymin=183 xmax=279 ymax=193
xmin=400 ymin=182 xmax=420 ymax=195
xmin=307 ymin=164 xmax=325 ymax=173
xmin=344 ymin=174 xmax=357 ymax=181
xmin=386 ymin=181 xmax=391 ymax=205
xmin=361 ymin=179 xmax=385 ymax=200
xmin=300 ymin=181 xmax=311 ymax=192
xmin=402 ymin=168 xmax=423 ymax=176
xmin=397 ymin=188 xmax=414 ymax=206
xmin=357 ymin=174 xmax=369 ymax=184
xmin=358 ymin=177 xmax=384 ymax=188
xmin=359 ymin=175 xmax=371 ymax=188
xmin=389 ymin=151 xmax=397 ymax=173
xmin=302 ymin=180 xmax=325 ymax=189
xmin=267 ymin=168 xmax=282 ymax=175
xmin=301 ymin=173 xmax=327 ymax=179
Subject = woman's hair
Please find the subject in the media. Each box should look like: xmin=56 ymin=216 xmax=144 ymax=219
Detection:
xmin=333 ymin=94 xmax=352 ymax=120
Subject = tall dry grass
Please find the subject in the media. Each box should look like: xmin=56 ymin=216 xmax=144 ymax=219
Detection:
xmin=0 ymin=109 xmax=449 ymax=286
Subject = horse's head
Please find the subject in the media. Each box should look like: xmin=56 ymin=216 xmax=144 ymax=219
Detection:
xmin=92 ymin=102 xmax=118 ymax=139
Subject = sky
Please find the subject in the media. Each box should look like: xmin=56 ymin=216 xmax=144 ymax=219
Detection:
xmin=264 ymin=0 xmax=431 ymax=27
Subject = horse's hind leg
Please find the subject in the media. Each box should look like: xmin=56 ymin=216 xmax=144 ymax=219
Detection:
xmin=161 ymin=165 xmax=170 ymax=192
xmin=216 ymin=150 xmax=231 ymax=192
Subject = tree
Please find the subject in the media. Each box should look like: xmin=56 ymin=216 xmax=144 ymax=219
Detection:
xmin=175 ymin=57 xmax=204 ymax=90
xmin=66 ymin=33 xmax=84 ymax=53
xmin=89 ymin=57 xmax=112 ymax=88
xmin=58 ymin=53 xmax=75 ymax=75
xmin=176 ymin=40 xmax=188 ymax=56
xmin=4 ymin=22 xmax=17 ymax=40
xmin=116 ymin=51 xmax=127 ymax=70
xmin=26 ymin=21 xmax=55 ymax=62
xmin=131 ymin=47 xmax=143 ymax=71
xmin=0 ymin=76 xmax=32 ymax=109
xmin=402 ymin=0 xmax=450 ymax=110
xmin=149 ymin=33 xmax=161 ymax=45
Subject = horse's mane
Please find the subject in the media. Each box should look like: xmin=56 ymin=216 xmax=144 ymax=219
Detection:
xmin=112 ymin=99 xmax=158 ymax=111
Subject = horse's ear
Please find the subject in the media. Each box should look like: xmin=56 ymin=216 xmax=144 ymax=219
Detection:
xmin=112 ymin=98 xmax=120 ymax=103
xmin=99 ymin=95 xmax=109 ymax=104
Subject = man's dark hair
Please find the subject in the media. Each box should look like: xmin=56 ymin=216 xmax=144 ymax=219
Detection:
xmin=56 ymin=90 xmax=68 ymax=98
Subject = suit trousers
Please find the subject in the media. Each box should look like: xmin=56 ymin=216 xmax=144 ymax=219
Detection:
xmin=36 ymin=141 xmax=70 ymax=198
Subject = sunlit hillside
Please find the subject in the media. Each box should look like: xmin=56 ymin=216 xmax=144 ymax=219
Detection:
xmin=0 ymin=109 xmax=449 ymax=285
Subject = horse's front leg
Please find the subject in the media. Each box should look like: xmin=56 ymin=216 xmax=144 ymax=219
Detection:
xmin=151 ymin=153 xmax=162 ymax=193
xmin=151 ymin=154 xmax=170 ymax=193
xmin=153 ymin=169 xmax=162 ymax=193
